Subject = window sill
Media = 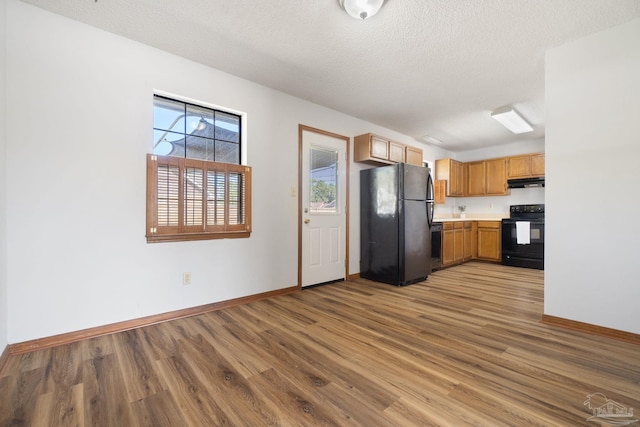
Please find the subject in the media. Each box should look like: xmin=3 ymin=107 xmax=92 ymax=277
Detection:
xmin=146 ymin=231 xmax=251 ymax=243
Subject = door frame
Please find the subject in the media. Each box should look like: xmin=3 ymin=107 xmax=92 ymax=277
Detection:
xmin=298 ymin=124 xmax=350 ymax=289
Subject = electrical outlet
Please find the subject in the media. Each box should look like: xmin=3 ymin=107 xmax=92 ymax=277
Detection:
xmin=183 ymin=272 xmax=191 ymax=285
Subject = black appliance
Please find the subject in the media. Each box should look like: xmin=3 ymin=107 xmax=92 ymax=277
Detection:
xmin=507 ymin=177 xmax=545 ymax=188
xmin=360 ymin=163 xmax=434 ymax=286
xmin=501 ymin=204 xmax=545 ymax=270
xmin=431 ymin=222 xmax=442 ymax=271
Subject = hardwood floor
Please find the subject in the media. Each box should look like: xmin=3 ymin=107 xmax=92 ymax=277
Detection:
xmin=1 ymin=262 xmax=639 ymax=426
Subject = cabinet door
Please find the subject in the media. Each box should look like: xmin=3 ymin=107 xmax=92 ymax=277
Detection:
xmin=467 ymin=161 xmax=486 ymax=196
xmin=405 ymin=146 xmax=423 ymax=166
xmin=451 ymin=160 xmax=465 ymax=196
xmin=485 ymin=158 xmax=507 ymax=195
xmin=435 ymin=159 xmax=465 ymax=197
xmin=371 ymin=136 xmax=389 ymax=160
xmin=453 ymin=228 xmax=464 ymax=263
xmin=463 ymin=225 xmax=472 ymax=261
xmin=389 ymin=141 xmax=405 ymax=163
xmin=434 ymin=180 xmax=446 ymax=204
xmin=507 ymin=155 xmax=531 ymax=179
xmin=442 ymin=229 xmax=455 ymax=266
xmin=530 ymin=154 xmax=545 ymax=176
xmin=477 ymin=222 xmax=501 ymax=261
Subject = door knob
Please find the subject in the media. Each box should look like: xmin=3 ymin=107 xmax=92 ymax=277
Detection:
xmin=304 ymin=218 xmax=310 ymax=224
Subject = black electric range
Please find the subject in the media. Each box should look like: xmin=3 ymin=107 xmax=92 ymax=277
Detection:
xmin=501 ymin=204 xmax=544 ymax=270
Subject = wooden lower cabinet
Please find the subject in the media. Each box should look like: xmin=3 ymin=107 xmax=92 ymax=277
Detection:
xmin=453 ymin=223 xmax=464 ymax=263
xmin=441 ymin=220 xmax=501 ymax=268
xmin=463 ymin=224 xmax=473 ymax=261
xmin=476 ymin=221 xmax=502 ymax=262
xmin=442 ymin=221 xmax=473 ymax=267
xmin=442 ymin=224 xmax=455 ymax=266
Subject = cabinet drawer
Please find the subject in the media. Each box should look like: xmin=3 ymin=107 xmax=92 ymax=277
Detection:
xmin=454 ymin=222 xmax=464 ymax=229
xmin=443 ymin=222 xmax=454 ymax=230
xmin=478 ymin=221 xmax=500 ymax=229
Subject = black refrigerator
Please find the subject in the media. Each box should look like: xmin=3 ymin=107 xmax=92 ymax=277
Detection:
xmin=360 ymin=163 xmax=434 ymax=286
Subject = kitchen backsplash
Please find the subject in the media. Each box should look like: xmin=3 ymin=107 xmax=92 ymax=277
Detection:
xmin=434 ymin=186 xmax=545 ymax=217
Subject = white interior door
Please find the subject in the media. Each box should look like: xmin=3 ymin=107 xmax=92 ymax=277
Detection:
xmin=300 ymin=127 xmax=348 ymax=287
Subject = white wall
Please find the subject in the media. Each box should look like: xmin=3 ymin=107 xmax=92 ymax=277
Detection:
xmin=6 ymin=1 xmax=460 ymax=343
xmin=545 ymin=18 xmax=640 ymax=333
xmin=0 ymin=0 xmax=8 ymax=352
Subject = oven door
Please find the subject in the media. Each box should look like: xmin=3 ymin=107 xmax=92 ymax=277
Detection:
xmin=501 ymin=219 xmax=544 ymax=269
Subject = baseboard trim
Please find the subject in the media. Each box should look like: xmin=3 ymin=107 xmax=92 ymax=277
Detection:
xmin=8 ymin=286 xmax=299 ymax=356
xmin=541 ymin=314 xmax=640 ymax=345
xmin=347 ymin=273 xmax=361 ymax=281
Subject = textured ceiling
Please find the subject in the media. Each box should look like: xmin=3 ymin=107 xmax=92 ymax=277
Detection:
xmin=19 ymin=0 xmax=640 ymax=151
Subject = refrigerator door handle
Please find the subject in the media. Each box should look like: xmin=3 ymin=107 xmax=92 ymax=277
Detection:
xmin=426 ymin=172 xmax=434 ymax=227
xmin=426 ymin=173 xmax=434 ymax=202
xmin=427 ymin=201 xmax=434 ymax=228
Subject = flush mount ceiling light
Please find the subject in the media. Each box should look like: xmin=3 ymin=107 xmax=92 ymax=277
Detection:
xmin=338 ymin=0 xmax=385 ymax=20
xmin=421 ymin=135 xmax=444 ymax=145
xmin=491 ymin=106 xmax=533 ymax=134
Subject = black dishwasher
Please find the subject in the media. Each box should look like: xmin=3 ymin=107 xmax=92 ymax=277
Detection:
xmin=431 ymin=222 xmax=442 ymax=271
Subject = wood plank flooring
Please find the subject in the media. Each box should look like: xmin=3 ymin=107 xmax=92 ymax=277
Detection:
xmin=1 ymin=262 xmax=639 ymax=426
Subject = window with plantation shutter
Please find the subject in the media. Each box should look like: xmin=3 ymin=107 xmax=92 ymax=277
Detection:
xmin=146 ymin=154 xmax=251 ymax=242
xmin=147 ymin=95 xmax=250 ymax=242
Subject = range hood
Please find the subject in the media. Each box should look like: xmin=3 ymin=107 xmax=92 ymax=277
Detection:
xmin=507 ymin=177 xmax=545 ymax=188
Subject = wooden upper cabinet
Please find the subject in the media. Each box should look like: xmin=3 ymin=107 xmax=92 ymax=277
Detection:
xmin=485 ymin=158 xmax=508 ymax=195
xmin=405 ymin=145 xmax=423 ymax=166
xmin=435 ymin=158 xmax=465 ymax=197
xmin=465 ymin=158 xmax=508 ymax=196
xmin=370 ymin=136 xmax=389 ymax=159
xmin=507 ymin=153 xmax=545 ymax=179
xmin=530 ymin=154 xmax=545 ymax=177
xmin=354 ymin=134 xmax=391 ymax=164
xmin=434 ymin=180 xmax=447 ymax=204
xmin=507 ymin=155 xmax=531 ymax=179
xmin=354 ymin=133 xmax=423 ymax=166
xmin=454 ymin=161 xmax=467 ymax=196
xmin=467 ymin=161 xmax=486 ymax=196
xmin=389 ymin=141 xmax=405 ymax=163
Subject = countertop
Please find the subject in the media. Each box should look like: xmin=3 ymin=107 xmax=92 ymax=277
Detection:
xmin=433 ymin=216 xmax=507 ymax=222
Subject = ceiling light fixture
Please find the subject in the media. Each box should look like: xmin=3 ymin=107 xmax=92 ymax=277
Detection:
xmin=338 ymin=0 xmax=385 ymax=20
xmin=421 ymin=136 xmax=443 ymax=145
xmin=491 ymin=106 xmax=533 ymax=134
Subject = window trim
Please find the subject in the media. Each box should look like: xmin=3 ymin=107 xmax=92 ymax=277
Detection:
xmin=153 ymin=94 xmax=243 ymax=163
xmin=146 ymin=154 xmax=252 ymax=243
